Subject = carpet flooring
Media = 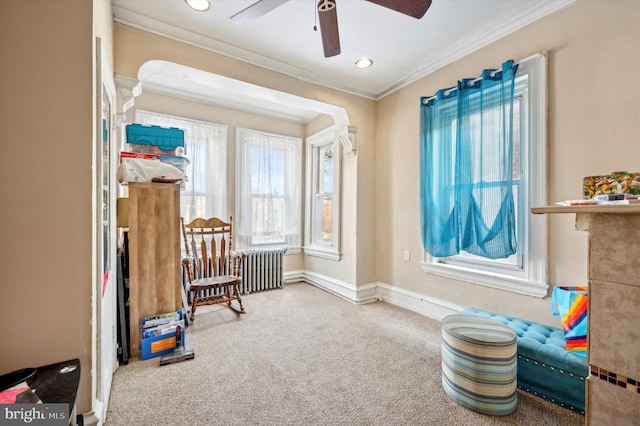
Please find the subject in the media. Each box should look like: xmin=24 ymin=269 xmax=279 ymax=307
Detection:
xmin=105 ymin=282 xmax=584 ymax=426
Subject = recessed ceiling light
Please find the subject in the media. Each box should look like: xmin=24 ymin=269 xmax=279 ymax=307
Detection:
xmin=185 ymin=0 xmax=210 ymax=12
xmin=355 ymin=57 xmax=373 ymax=69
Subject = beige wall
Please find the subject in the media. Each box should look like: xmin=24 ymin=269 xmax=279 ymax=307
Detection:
xmin=376 ymin=0 xmax=640 ymax=325
xmin=94 ymin=0 xmax=114 ymax=67
xmin=0 ymin=0 xmax=111 ymax=415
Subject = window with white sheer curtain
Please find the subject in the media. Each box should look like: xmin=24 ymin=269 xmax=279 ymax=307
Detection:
xmin=235 ymin=128 xmax=302 ymax=252
xmin=134 ymin=110 xmax=227 ymax=222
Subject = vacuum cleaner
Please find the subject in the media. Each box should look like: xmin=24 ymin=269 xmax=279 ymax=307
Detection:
xmin=159 ymin=325 xmax=195 ymax=366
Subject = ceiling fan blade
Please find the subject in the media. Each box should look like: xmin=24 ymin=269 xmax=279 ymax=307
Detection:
xmin=318 ymin=0 xmax=340 ymax=57
xmin=230 ymin=0 xmax=290 ymax=25
xmin=365 ymin=0 xmax=432 ymax=19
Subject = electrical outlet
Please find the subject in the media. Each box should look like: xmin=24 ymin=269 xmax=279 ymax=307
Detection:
xmin=404 ymin=250 xmax=410 ymax=261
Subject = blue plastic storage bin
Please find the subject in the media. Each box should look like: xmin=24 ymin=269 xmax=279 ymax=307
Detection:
xmin=126 ymin=123 xmax=185 ymax=154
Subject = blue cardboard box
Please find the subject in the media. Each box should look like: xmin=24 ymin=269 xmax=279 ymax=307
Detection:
xmin=141 ymin=310 xmax=185 ymax=360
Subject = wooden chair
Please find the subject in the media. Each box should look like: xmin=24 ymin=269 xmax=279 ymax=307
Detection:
xmin=181 ymin=217 xmax=245 ymax=322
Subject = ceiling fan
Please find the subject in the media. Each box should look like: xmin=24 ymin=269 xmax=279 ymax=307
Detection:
xmin=230 ymin=0 xmax=432 ymax=58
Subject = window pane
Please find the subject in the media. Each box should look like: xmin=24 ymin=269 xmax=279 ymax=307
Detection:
xmin=251 ymin=147 xmax=285 ymax=196
xmin=250 ymin=146 xmax=286 ymax=244
xmin=314 ymin=144 xmax=334 ymax=245
xmin=251 ymin=195 xmax=285 ymax=244
xmin=313 ymin=194 xmax=332 ymax=244
xmin=321 ymin=195 xmax=332 ymax=242
xmin=181 ymin=138 xmax=211 ymax=219
xmin=319 ymin=145 xmax=334 ymax=194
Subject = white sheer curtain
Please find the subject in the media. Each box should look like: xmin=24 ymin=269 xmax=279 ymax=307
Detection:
xmin=236 ymin=128 xmax=301 ymax=251
xmin=134 ymin=110 xmax=227 ymax=222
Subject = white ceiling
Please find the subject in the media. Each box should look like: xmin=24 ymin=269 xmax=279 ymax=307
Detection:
xmin=112 ymin=0 xmax=575 ymax=101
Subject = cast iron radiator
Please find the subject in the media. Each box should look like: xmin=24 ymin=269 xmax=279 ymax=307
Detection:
xmin=182 ymin=248 xmax=286 ymax=300
xmin=239 ymin=248 xmax=287 ymax=294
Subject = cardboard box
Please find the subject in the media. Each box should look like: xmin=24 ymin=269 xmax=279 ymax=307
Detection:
xmin=119 ymin=151 xmax=160 ymax=163
xmin=141 ymin=310 xmax=185 ymax=360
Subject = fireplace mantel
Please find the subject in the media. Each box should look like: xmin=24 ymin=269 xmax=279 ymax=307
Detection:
xmin=531 ymin=204 xmax=640 ymax=215
xmin=532 ymin=205 xmax=640 ymax=425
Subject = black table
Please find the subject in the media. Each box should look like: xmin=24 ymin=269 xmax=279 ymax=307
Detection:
xmin=1 ymin=359 xmax=81 ymax=426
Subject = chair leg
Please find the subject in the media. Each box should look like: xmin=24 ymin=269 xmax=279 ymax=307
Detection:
xmin=181 ymin=282 xmax=191 ymax=327
xmin=224 ymin=284 xmax=245 ymax=314
xmin=236 ymin=293 xmax=245 ymax=314
xmin=233 ymin=284 xmax=245 ymax=314
xmin=190 ymin=293 xmax=198 ymax=322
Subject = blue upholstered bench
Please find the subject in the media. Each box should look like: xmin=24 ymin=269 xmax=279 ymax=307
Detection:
xmin=460 ymin=307 xmax=588 ymax=414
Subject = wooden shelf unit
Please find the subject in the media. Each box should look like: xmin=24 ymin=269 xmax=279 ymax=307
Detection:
xmin=127 ymin=182 xmax=182 ymax=358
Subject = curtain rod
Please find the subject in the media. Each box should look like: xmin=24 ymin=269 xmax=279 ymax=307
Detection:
xmin=421 ymin=52 xmax=546 ymax=105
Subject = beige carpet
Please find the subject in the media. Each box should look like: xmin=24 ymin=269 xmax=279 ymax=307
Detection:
xmin=105 ymin=283 xmax=584 ymax=426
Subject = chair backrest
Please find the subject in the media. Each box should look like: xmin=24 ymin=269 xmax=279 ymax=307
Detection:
xmin=181 ymin=217 xmax=237 ymax=279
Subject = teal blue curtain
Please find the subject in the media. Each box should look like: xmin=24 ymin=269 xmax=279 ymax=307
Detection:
xmin=420 ymin=60 xmax=518 ymax=259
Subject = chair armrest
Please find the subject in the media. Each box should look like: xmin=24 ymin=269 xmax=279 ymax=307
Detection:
xmin=181 ymin=256 xmax=195 ymax=283
xmin=229 ymin=251 xmax=246 ymax=260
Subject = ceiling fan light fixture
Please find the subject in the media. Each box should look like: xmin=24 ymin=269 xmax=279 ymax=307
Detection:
xmin=355 ymin=57 xmax=373 ymax=69
xmin=185 ymin=0 xmax=210 ymax=12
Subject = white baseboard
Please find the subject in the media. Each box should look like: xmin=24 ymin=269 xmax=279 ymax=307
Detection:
xmin=284 ymin=271 xmax=462 ymax=321
xmin=80 ymin=399 xmax=103 ymax=426
xmin=284 ymin=270 xmax=379 ymax=304
xmin=375 ymin=281 xmax=462 ymax=321
xmin=283 ymin=269 xmax=305 ymax=284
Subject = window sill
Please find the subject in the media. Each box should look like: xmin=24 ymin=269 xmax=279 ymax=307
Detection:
xmin=421 ymin=260 xmax=547 ymax=298
xmin=303 ymin=246 xmax=340 ymax=261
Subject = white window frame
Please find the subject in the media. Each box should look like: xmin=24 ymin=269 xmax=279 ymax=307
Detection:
xmin=235 ymin=127 xmax=302 ymax=253
xmin=304 ymin=126 xmax=341 ymax=260
xmin=421 ymin=52 xmax=548 ymax=298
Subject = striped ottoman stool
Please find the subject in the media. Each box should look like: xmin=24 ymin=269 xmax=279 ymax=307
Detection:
xmin=441 ymin=314 xmax=518 ymax=415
